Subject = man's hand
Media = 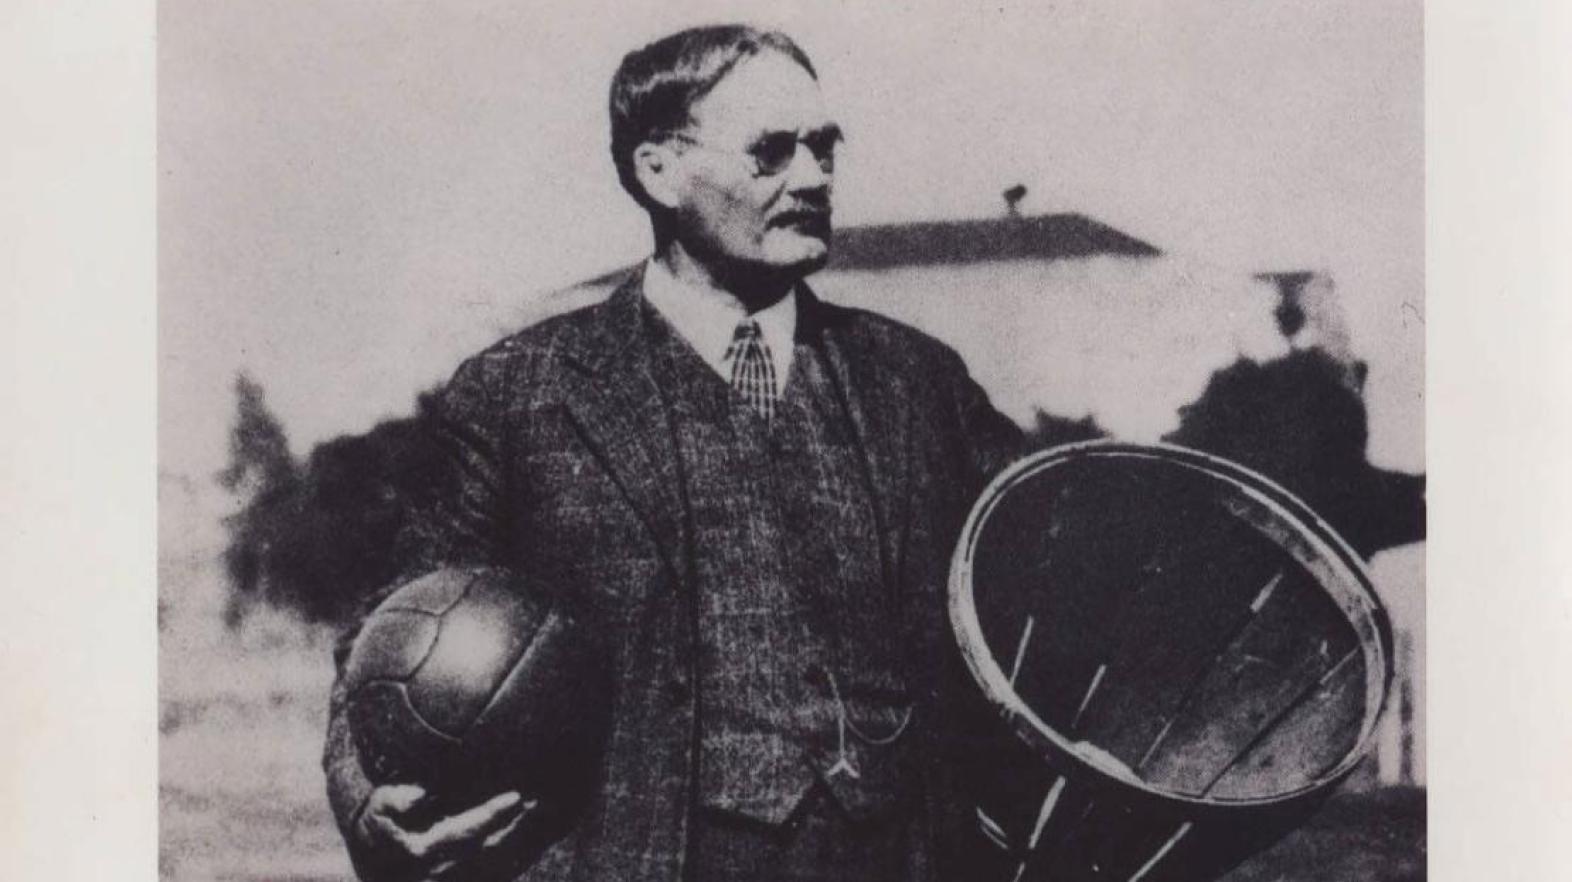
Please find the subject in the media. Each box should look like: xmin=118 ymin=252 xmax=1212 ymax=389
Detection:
xmin=353 ymin=784 xmax=534 ymax=881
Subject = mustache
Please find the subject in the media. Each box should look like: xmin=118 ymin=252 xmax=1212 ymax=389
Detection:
xmin=769 ymin=206 xmax=832 ymax=228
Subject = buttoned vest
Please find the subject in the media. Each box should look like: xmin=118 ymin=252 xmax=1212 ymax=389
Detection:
xmin=641 ymin=304 xmax=918 ymax=825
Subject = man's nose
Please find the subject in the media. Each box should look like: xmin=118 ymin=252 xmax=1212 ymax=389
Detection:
xmin=782 ymin=143 xmax=832 ymax=194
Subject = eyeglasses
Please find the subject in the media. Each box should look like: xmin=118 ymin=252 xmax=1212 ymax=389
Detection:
xmin=666 ymin=125 xmax=843 ymax=177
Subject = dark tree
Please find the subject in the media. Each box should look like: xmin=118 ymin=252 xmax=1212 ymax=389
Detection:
xmin=217 ymin=373 xmax=304 ymax=628
xmin=218 ymin=375 xmax=447 ymax=628
xmin=260 ymin=403 xmax=444 ymax=625
xmin=1164 ymin=348 xmax=1425 ymax=558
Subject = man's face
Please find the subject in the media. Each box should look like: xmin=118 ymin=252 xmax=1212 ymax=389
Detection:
xmin=667 ymin=52 xmax=838 ymax=279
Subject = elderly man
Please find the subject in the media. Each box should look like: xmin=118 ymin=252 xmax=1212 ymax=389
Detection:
xmin=325 ymin=23 xmax=1021 ymax=882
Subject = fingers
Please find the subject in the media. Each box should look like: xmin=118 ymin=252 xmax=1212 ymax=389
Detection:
xmin=362 ymin=803 xmax=424 ymax=861
xmin=357 ymin=785 xmax=533 ymax=879
xmin=441 ymin=790 xmax=524 ymax=836
xmin=481 ymin=807 xmax=527 ymax=849
xmin=427 ymin=803 xmax=534 ymax=882
xmin=407 ymin=791 xmax=527 ymax=865
xmin=355 ymin=785 xmax=427 ymax=857
xmin=370 ymin=783 xmax=429 ymax=817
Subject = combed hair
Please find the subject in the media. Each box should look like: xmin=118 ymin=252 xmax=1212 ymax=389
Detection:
xmin=609 ymin=24 xmax=817 ymax=209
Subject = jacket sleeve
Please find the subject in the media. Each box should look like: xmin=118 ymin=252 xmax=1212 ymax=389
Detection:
xmin=321 ymin=348 xmax=520 ymax=876
xmin=944 ymin=348 xmax=1026 ymax=495
xmin=393 ymin=348 xmax=520 ymax=577
xmin=922 ymin=345 xmax=1027 ymax=876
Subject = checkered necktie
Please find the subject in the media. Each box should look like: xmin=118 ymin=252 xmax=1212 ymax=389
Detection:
xmin=725 ymin=318 xmax=778 ymax=422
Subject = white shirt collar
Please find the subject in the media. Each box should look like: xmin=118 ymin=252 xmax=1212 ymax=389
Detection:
xmin=640 ymin=257 xmax=797 ymax=384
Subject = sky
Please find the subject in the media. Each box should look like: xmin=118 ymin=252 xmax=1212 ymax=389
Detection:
xmin=159 ymin=0 xmax=1424 ymax=481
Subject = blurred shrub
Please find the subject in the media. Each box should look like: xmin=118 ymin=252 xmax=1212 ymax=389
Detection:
xmin=219 ymin=374 xmax=442 ymax=628
xmin=1165 ymin=348 xmax=1425 ymax=557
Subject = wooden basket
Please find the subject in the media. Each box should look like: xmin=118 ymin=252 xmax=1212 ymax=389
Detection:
xmin=948 ymin=441 xmax=1393 ymax=882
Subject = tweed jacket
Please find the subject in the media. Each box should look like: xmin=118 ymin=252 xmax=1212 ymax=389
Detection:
xmin=323 ymin=271 xmax=1023 ymax=882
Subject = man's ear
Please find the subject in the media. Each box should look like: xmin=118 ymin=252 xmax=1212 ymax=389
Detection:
xmin=633 ymin=143 xmax=682 ymax=210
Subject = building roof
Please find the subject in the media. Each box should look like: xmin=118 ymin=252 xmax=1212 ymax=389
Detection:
xmin=826 ymin=212 xmax=1160 ymax=270
xmin=574 ymin=212 xmax=1159 ymax=287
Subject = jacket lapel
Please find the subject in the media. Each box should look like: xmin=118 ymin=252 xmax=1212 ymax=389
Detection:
xmin=801 ymin=287 xmax=914 ymax=590
xmin=556 ymin=273 xmax=692 ymax=586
